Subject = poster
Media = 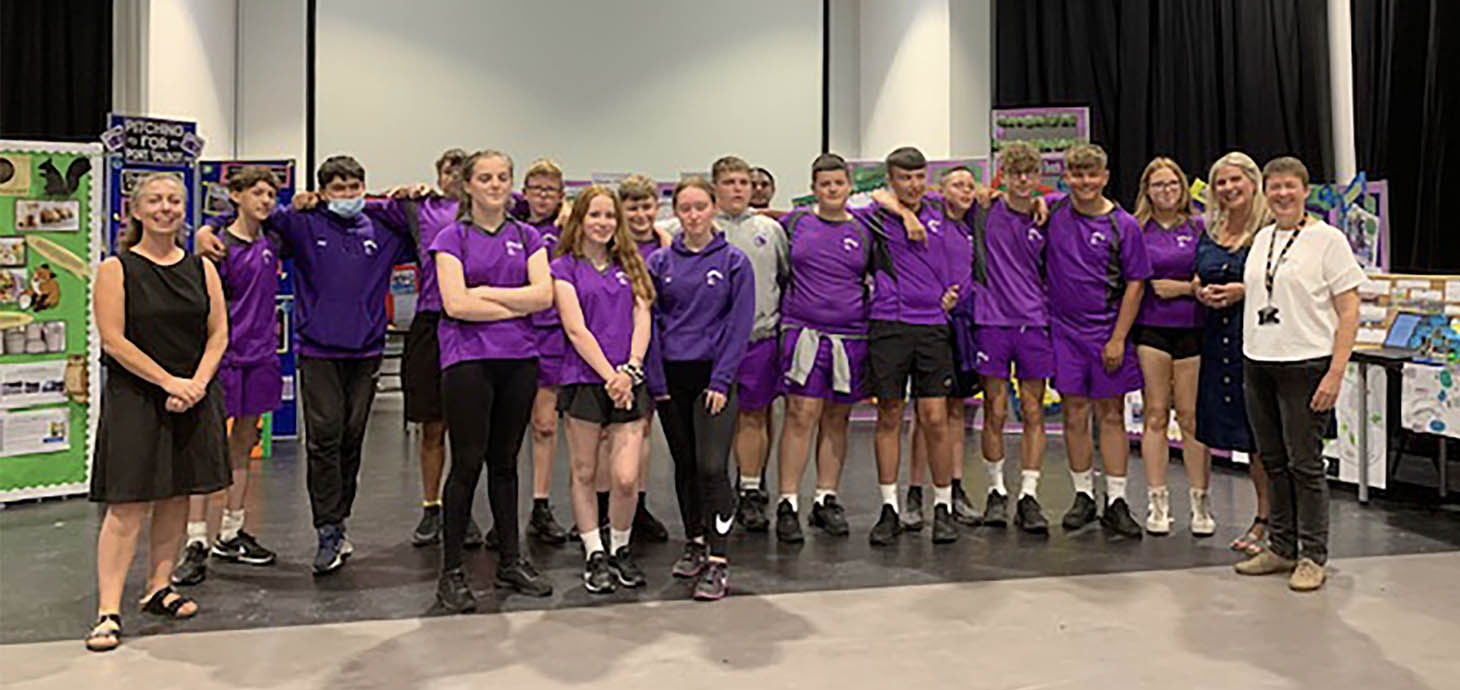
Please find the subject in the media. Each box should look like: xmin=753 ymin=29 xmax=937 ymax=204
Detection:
xmin=0 ymin=140 xmax=101 ymax=500
xmin=1306 ymin=175 xmax=1389 ymax=272
xmin=991 ymin=106 xmax=1091 ymax=194
xmin=103 ymin=114 xmax=200 ymax=254
xmin=790 ymin=157 xmax=992 ymax=209
xmin=1401 ymin=363 xmax=1459 ymax=439
xmin=1323 ymin=363 xmax=1388 ymax=489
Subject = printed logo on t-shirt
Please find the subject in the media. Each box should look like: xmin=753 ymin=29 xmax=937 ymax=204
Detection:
xmin=843 ymin=236 xmax=861 ymax=252
xmin=261 ymin=248 xmax=274 ymax=263
xmin=1090 ymin=231 xmax=1107 ymax=246
xmin=754 ymin=232 xmax=768 ymax=247
xmin=506 ymin=240 xmax=524 ymax=256
xmin=1027 ymin=228 xmax=1044 ymax=244
xmin=362 ymin=239 xmax=378 ymax=256
xmin=316 ymin=239 xmax=327 ymax=248
xmin=706 ymin=269 xmax=724 ymax=286
xmin=1176 ymin=234 xmax=1194 ymax=248
xmin=614 ymin=270 xmax=629 ymax=286
xmin=926 ymin=219 xmax=942 ymax=236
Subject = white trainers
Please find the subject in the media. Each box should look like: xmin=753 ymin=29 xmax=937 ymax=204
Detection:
xmin=1190 ymin=488 xmax=1216 ymax=537
xmin=1145 ymin=487 xmax=1172 ymax=535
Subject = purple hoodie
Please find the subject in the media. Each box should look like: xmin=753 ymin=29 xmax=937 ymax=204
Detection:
xmin=644 ymin=232 xmax=755 ymax=397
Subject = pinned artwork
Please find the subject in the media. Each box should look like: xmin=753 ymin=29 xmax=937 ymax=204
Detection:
xmin=14 ymin=199 xmax=80 ymax=232
xmin=0 ymin=153 xmax=32 ymax=195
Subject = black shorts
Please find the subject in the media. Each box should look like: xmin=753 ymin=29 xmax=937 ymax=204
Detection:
xmin=557 ymin=382 xmax=651 ymax=425
xmin=1134 ymin=325 xmax=1203 ymax=360
xmin=402 ymin=310 xmax=444 ymax=422
xmin=868 ymin=320 xmax=955 ymax=400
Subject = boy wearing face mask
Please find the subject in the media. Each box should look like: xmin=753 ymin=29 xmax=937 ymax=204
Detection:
xmin=195 ymin=155 xmax=415 ymax=574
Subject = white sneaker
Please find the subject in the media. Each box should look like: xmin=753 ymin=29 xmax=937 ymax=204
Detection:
xmin=1145 ymin=487 xmax=1172 ymax=535
xmin=1190 ymin=488 xmax=1216 ymax=537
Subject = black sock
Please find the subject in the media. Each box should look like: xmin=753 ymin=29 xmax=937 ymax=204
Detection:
xmin=597 ymin=491 xmax=610 ymax=522
xmin=637 ymin=491 xmax=648 ymax=511
xmin=533 ymin=497 xmax=548 ymax=511
xmin=951 ymin=478 xmax=964 ymax=492
xmin=908 ymin=485 xmax=923 ymax=499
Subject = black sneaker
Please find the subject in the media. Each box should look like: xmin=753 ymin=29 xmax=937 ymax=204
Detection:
xmin=693 ymin=560 xmax=729 ymax=601
xmin=736 ymin=489 xmax=770 ymax=532
xmin=775 ymin=499 xmax=804 ymax=544
xmin=312 ymin=525 xmax=345 ymax=575
xmin=465 ymin=519 xmax=487 ymax=549
xmin=903 ymin=486 xmax=925 ymax=532
xmin=869 ymin=504 xmax=903 ymax=546
xmin=983 ymin=491 xmax=1009 ymax=528
xmin=583 ymin=551 xmax=616 ymax=593
xmin=1062 ymin=492 xmax=1098 ymax=531
xmin=496 ymin=557 xmax=553 ymax=597
xmin=1014 ymin=495 xmax=1050 ymax=535
xmin=633 ymin=503 xmax=670 ymax=543
xmin=1100 ymin=498 xmax=1144 ymax=538
xmin=412 ymin=506 xmax=442 ymax=546
xmin=809 ymin=496 xmax=850 ymax=536
xmin=436 ymin=567 xmax=477 ymax=614
xmin=211 ymin=530 xmax=277 ymax=565
xmin=952 ymin=484 xmax=982 ymax=526
xmin=671 ymin=541 xmax=709 ymax=578
xmin=932 ymin=504 xmax=959 ymax=544
xmin=170 ymin=541 xmax=209 ymax=586
xmin=528 ymin=503 xmax=569 ymax=545
xmin=608 ymin=546 xmax=647 ymax=588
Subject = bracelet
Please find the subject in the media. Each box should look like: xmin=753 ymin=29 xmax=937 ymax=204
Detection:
xmin=615 ymin=362 xmax=644 ymax=385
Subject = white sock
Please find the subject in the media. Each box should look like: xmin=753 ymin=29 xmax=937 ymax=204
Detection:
xmin=219 ymin=509 xmax=244 ymax=542
xmin=1070 ymin=469 xmax=1094 ymax=498
xmin=581 ymin=527 xmax=605 ymax=561
xmin=740 ymin=475 xmax=762 ymax=492
xmin=814 ymin=489 xmax=835 ymax=506
xmin=780 ymin=493 xmax=799 ymax=512
xmin=186 ymin=520 xmax=207 ymax=547
xmin=1019 ymin=470 xmax=1041 ymax=500
xmin=610 ymin=527 xmax=631 ymax=554
xmin=1106 ymin=475 xmax=1127 ymax=506
xmin=879 ymin=483 xmax=899 ymax=512
xmin=933 ymin=485 xmax=953 ymax=509
xmin=986 ymin=459 xmax=1007 ymax=496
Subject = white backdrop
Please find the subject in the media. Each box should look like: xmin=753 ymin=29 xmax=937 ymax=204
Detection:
xmin=315 ymin=0 xmax=823 ymax=205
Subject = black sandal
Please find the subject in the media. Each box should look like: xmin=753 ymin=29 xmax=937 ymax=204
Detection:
xmin=85 ymin=614 xmax=122 ymax=652
xmin=140 ymin=586 xmax=198 ymax=619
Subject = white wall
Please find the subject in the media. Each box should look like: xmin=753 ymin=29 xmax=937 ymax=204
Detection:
xmin=949 ymin=0 xmax=993 ymax=162
xmin=143 ymin=0 xmax=238 ymax=158
xmin=827 ymin=0 xmax=862 ymax=160
xmin=858 ymin=0 xmax=952 ymax=160
xmin=236 ymin=0 xmax=307 ymax=167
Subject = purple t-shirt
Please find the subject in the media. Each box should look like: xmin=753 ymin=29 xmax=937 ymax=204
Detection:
xmin=1045 ymin=201 xmax=1153 ymax=339
xmin=636 ymin=236 xmax=664 ymax=264
xmin=428 ymin=219 xmax=544 ymax=369
xmin=1136 ymin=216 xmax=1204 ymax=329
xmin=944 ymin=212 xmax=975 ymax=318
xmin=217 ymin=229 xmax=280 ymax=366
xmin=527 ymin=217 xmax=562 ymax=328
xmin=853 ymin=201 xmax=952 ymax=326
xmin=412 ymin=196 xmax=458 ymax=314
xmin=974 ymin=199 xmax=1048 ymax=327
xmin=552 ymin=254 xmax=637 ymax=385
xmin=780 ymin=211 xmax=871 ymax=334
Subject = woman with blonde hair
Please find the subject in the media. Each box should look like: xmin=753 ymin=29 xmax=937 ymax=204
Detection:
xmin=87 ymin=172 xmax=231 ymax=650
xmin=1132 ymin=157 xmax=1211 ymax=536
xmin=1193 ymin=152 xmax=1270 ymax=553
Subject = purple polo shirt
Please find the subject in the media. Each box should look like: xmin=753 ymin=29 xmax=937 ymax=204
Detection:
xmin=974 ymin=199 xmax=1049 ymax=327
xmin=943 ymin=211 xmax=975 ymax=318
xmin=1044 ymin=201 xmax=1153 ymax=339
xmin=780 ymin=210 xmax=871 ymax=334
xmin=552 ymin=254 xmax=637 ymax=385
xmin=1136 ymin=216 xmax=1204 ymax=329
xmin=852 ymin=201 xmax=953 ymax=325
xmin=217 ymin=228 xmax=280 ymax=366
xmin=412 ymin=196 xmax=458 ymax=314
xmin=429 ymin=219 xmax=544 ymax=369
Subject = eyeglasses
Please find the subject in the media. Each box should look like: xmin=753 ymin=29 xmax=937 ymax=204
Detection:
xmin=526 ymin=185 xmax=563 ymax=195
xmin=1149 ymin=181 xmax=1182 ymax=190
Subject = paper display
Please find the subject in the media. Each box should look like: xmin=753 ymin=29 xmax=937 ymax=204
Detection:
xmin=1359 ymin=280 xmax=1390 ymax=298
xmin=1358 ymin=305 xmax=1388 ymax=324
xmin=1397 ymin=279 xmax=1432 ymax=290
xmin=1324 ymin=363 xmax=1387 ymax=488
xmin=1411 ymin=289 xmax=1443 ymax=301
xmin=0 ymin=406 xmax=70 ymax=457
xmin=1400 ymin=363 xmax=1459 ymax=439
xmin=0 ymin=359 xmax=67 ymax=408
xmin=1357 ymin=328 xmax=1387 ymax=344
xmin=1447 ymin=281 xmax=1460 ymax=302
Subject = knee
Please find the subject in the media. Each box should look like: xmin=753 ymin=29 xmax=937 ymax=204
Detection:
xmin=1174 ymin=405 xmax=1197 ymax=434
xmin=1143 ymin=405 xmax=1171 ymax=432
xmin=570 ymin=458 xmax=597 ymax=485
xmin=785 ymin=405 xmax=818 ymax=432
xmin=1019 ymin=399 xmax=1043 ymax=426
xmin=531 ymin=413 xmax=557 ymax=439
xmin=612 ymin=464 xmax=638 ymax=493
xmin=875 ymin=403 xmax=904 ymax=432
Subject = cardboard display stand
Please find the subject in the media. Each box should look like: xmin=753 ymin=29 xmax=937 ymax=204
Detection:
xmin=0 ymin=141 xmax=104 ymax=501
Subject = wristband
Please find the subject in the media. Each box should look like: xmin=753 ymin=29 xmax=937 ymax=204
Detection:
xmin=615 ymin=362 xmax=644 ymax=386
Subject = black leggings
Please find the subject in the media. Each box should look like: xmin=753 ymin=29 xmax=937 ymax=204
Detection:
xmin=441 ymin=358 xmax=537 ymax=570
xmin=657 ymin=361 xmax=739 ymax=557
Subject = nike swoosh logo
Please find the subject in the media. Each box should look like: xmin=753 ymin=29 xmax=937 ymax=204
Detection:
xmin=714 ymin=513 xmax=734 ymax=535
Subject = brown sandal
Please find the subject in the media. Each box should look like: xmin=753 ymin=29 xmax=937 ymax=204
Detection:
xmin=85 ymin=614 xmax=122 ymax=652
xmin=140 ymin=586 xmax=198 ymax=619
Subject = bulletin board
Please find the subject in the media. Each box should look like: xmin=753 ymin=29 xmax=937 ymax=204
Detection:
xmin=0 ymin=141 xmax=104 ymax=501
xmin=790 ymin=157 xmax=993 ymax=209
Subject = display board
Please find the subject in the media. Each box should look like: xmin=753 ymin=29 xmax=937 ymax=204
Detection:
xmin=1355 ymin=273 xmax=1460 ymax=357
xmin=101 ymin=114 xmax=200 ymax=254
xmin=199 ymin=159 xmax=300 ymax=442
xmin=790 ymin=158 xmax=993 ymax=209
xmin=0 ymin=141 xmax=104 ymax=501
xmin=990 ymin=106 xmax=1090 ymax=194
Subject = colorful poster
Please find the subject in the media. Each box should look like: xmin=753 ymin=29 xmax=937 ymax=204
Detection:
xmin=103 ymin=114 xmax=199 ymax=254
xmin=1401 ymin=363 xmax=1459 ymax=439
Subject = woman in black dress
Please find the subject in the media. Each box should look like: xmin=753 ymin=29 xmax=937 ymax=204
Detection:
xmin=1193 ymin=152 xmax=1270 ymax=555
xmin=86 ymin=173 xmax=230 ymax=651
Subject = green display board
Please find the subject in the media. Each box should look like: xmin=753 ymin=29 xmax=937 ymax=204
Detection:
xmin=0 ymin=141 xmax=102 ymax=501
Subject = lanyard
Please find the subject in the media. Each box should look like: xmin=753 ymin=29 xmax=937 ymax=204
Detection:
xmin=1263 ymin=222 xmax=1303 ymax=305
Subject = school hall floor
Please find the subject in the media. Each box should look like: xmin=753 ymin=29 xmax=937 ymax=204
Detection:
xmin=3 ymin=393 xmax=1459 ymax=689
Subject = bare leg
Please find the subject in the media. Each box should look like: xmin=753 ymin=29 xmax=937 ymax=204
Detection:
xmin=815 ymin=403 xmax=853 ymax=491
xmin=604 ymin=422 xmax=643 ymax=531
xmin=1064 ymin=395 xmax=1095 ymax=474
xmin=1171 ymin=356 xmax=1209 ymax=490
xmin=530 ymin=387 xmax=559 ymax=500
xmin=915 ymin=397 xmax=953 ymax=487
xmin=733 ymin=407 xmax=772 ymax=480
xmin=778 ymin=395 xmax=824 ymax=497
xmin=564 ymin=417 xmax=604 ymax=540
xmin=981 ymin=377 xmax=1010 ymax=490
xmin=418 ymin=420 xmax=447 ymax=503
xmin=146 ymin=496 xmax=197 ymax=615
xmin=96 ymin=502 xmax=149 ymax=615
xmin=910 ymin=413 xmax=928 ymax=485
xmin=226 ymin=414 xmax=261 ymax=513
xmin=1018 ymin=379 xmax=1048 ymax=471
xmin=1095 ymin=397 xmax=1129 ymax=478
xmin=636 ymin=410 xmax=654 ymax=492
xmin=875 ymin=399 xmax=907 ymax=485
xmin=947 ymin=399 xmax=966 ymax=480
xmin=1138 ymin=346 xmax=1175 ymax=489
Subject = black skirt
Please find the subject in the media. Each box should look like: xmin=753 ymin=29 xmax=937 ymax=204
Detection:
xmin=89 ymin=372 xmax=230 ymax=503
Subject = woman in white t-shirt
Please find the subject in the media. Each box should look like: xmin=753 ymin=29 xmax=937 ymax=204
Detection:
xmin=1234 ymin=157 xmax=1362 ymax=593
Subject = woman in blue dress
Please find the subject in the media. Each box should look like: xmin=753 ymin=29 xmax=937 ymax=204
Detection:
xmin=1193 ymin=152 xmax=1271 ymax=555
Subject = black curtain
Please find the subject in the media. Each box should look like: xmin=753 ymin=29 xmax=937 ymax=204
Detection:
xmin=995 ymin=0 xmax=1333 ymax=208
xmin=0 ymin=2 xmax=113 ymax=141
xmin=1353 ymin=0 xmax=1460 ymax=274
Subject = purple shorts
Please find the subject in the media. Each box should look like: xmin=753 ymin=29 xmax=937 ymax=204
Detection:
xmin=1050 ymin=328 xmax=1143 ymax=399
xmin=219 ymin=358 xmax=283 ymax=418
xmin=778 ymin=326 xmax=868 ymax=405
xmin=535 ymin=327 xmax=565 ymax=388
xmin=737 ymin=337 xmax=782 ymax=411
xmin=975 ymin=325 xmax=1056 ymax=380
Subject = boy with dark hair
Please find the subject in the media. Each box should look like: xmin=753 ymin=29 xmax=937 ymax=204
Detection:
xmin=1043 ymin=144 xmax=1152 ymax=538
xmin=749 ymin=167 xmax=776 ymax=209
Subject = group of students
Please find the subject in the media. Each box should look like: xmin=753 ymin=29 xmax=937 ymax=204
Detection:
xmin=82 ymin=137 xmax=1362 ymax=652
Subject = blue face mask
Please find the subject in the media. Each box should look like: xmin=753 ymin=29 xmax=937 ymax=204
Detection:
xmin=328 ymin=195 xmax=365 ymax=218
